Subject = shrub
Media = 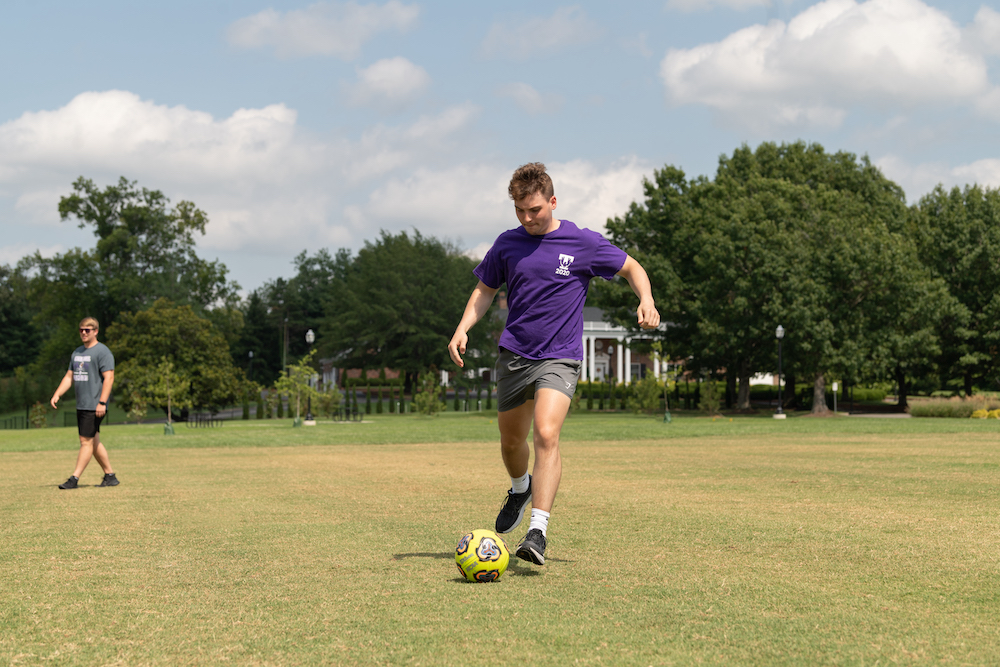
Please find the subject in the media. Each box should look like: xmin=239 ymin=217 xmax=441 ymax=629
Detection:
xmin=29 ymin=401 xmax=48 ymax=429
xmin=413 ymin=372 xmax=446 ymax=416
xmin=699 ymin=380 xmax=721 ymax=416
xmin=909 ymin=397 xmax=1000 ymax=418
xmin=628 ymin=375 xmax=662 ymax=414
xmin=971 ymin=409 xmax=989 ymax=419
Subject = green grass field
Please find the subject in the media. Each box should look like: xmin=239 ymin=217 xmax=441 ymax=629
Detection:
xmin=2 ymin=413 xmax=999 ymax=665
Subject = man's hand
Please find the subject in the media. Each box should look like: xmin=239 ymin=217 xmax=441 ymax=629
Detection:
xmin=50 ymin=394 xmax=60 ymax=410
xmin=448 ymin=330 xmax=468 ymax=368
xmin=96 ymin=403 xmax=107 ymax=418
xmin=636 ymin=299 xmax=661 ymax=330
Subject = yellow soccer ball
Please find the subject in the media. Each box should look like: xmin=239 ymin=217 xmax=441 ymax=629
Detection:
xmin=455 ymin=529 xmax=510 ymax=583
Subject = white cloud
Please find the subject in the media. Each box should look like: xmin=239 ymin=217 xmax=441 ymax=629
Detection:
xmin=481 ymin=6 xmax=603 ymax=60
xmin=495 ymin=82 xmax=563 ymax=115
xmin=0 ymin=91 xmax=484 ymax=259
xmin=227 ymin=1 xmax=419 ymax=59
xmin=347 ymin=57 xmax=431 ymax=110
xmin=965 ymin=6 xmax=1000 ymax=56
xmin=661 ymin=0 xmax=994 ymax=131
xmin=665 ymin=0 xmax=772 ymax=11
xmin=0 ymin=242 xmax=66 ymax=266
xmin=876 ymin=154 xmax=1000 ymax=202
xmin=352 ymin=157 xmax=651 ymax=252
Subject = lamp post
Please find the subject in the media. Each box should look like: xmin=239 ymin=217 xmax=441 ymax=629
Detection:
xmin=305 ymin=329 xmax=315 ymax=423
xmin=774 ymin=325 xmax=786 ymax=420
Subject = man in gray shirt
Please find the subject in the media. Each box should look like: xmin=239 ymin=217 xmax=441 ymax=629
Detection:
xmin=50 ymin=316 xmax=120 ymax=489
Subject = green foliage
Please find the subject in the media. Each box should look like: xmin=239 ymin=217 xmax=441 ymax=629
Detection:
xmin=317 ymin=385 xmax=343 ymax=418
xmin=699 ymin=380 xmax=721 ymax=416
xmin=0 ymin=265 xmax=40 ymax=374
xmin=628 ymin=375 xmax=663 ymax=413
xmin=122 ymin=357 xmax=194 ymax=426
xmin=912 ymin=184 xmax=1000 ymax=395
xmin=909 ymin=397 xmax=1000 ymax=418
xmin=412 ymin=371 xmax=446 ymax=416
xmin=109 ymin=299 xmax=247 ymax=412
xmin=28 ymin=401 xmax=48 ymax=428
xmin=127 ymin=390 xmax=148 ymax=424
xmin=320 ymin=231 xmax=489 ymax=376
xmin=24 ymin=176 xmax=239 ymax=375
xmin=595 ymin=140 xmax=953 ymax=411
xmin=273 ymin=350 xmax=320 ymax=422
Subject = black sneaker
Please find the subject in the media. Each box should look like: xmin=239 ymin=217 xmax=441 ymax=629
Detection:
xmin=58 ymin=476 xmax=79 ymax=489
xmin=495 ymin=476 xmax=532 ymax=534
xmin=98 ymin=473 xmax=120 ymax=487
xmin=516 ymin=528 xmax=546 ymax=565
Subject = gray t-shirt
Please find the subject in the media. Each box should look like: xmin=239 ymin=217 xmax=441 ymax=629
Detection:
xmin=69 ymin=342 xmax=115 ymax=410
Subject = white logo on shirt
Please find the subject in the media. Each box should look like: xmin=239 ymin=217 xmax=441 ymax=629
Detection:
xmin=556 ymin=254 xmax=575 ymax=276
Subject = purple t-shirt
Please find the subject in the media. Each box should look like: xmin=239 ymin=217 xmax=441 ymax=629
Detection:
xmin=474 ymin=219 xmax=627 ymax=360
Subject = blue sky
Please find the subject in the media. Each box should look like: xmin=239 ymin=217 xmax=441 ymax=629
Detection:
xmin=2 ymin=0 xmax=999 ymax=292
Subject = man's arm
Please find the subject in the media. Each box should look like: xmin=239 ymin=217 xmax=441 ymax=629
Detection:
xmin=448 ymin=281 xmax=499 ymax=368
xmin=50 ymin=370 xmax=74 ymax=410
xmin=617 ymin=255 xmax=661 ymax=330
xmin=96 ymin=370 xmax=114 ymax=417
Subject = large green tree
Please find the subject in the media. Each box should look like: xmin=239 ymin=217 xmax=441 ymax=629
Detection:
xmin=0 ymin=264 xmax=40 ymax=375
xmin=319 ymin=231 xmax=489 ymax=388
xmin=596 ymin=141 xmax=950 ymax=412
xmin=24 ymin=177 xmax=240 ymax=374
xmin=108 ymin=299 xmax=248 ymax=414
xmin=912 ymin=184 xmax=1000 ymax=395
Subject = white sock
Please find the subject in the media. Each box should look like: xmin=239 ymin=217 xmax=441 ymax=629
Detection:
xmin=511 ymin=471 xmax=530 ymax=494
xmin=529 ymin=509 xmax=550 ymax=536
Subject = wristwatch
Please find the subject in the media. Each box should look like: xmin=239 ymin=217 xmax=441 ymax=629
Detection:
xmin=99 ymin=401 xmax=107 ymax=406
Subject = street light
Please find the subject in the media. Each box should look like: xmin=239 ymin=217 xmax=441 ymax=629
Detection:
xmin=305 ymin=329 xmax=315 ymax=423
xmin=774 ymin=325 xmax=786 ymax=420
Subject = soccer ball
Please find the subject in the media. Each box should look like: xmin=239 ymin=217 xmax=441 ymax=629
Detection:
xmin=455 ymin=529 xmax=510 ymax=582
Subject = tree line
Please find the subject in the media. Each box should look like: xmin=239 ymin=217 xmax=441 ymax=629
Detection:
xmin=591 ymin=141 xmax=1000 ymax=412
xmin=2 ymin=141 xmax=999 ymax=419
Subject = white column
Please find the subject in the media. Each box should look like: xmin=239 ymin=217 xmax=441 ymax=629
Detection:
xmin=616 ymin=336 xmax=624 ymax=383
xmin=587 ymin=336 xmax=595 ymax=381
xmin=653 ymin=354 xmax=660 ymax=380
xmin=624 ymin=340 xmax=632 ymax=384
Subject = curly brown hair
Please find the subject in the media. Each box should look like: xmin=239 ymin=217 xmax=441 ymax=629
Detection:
xmin=508 ymin=162 xmax=554 ymax=201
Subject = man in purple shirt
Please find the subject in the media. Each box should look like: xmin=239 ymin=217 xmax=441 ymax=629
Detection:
xmin=448 ymin=162 xmax=660 ymax=565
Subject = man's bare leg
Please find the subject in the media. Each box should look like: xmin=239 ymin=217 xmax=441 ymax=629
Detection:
xmin=71 ymin=435 xmax=95 ymax=479
xmin=527 ymin=388 xmax=571 ymax=513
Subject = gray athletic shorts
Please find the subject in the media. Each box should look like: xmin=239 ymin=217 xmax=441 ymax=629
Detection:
xmin=496 ymin=348 xmax=582 ymax=412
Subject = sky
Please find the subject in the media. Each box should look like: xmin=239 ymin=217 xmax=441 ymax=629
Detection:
xmin=2 ymin=0 xmax=999 ymax=293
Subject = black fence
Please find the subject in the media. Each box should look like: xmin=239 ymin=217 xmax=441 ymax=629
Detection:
xmin=186 ymin=413 xmax=223 ymax=428
xmin=0 ymin=416 xmax=26 ymax=430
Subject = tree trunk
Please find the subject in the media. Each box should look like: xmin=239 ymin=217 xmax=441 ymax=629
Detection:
xmin=726 ymin=369 xmax=736 ymax=410
xmin=736 ymin=362 xmax=752 ymax=410
xmin=811 ymin=373 xmax=830 ymax=415
xmin=964 ymin=371 xmax=973 ymax=397
xmin=895 ymin=364 xmax=908 ymax=411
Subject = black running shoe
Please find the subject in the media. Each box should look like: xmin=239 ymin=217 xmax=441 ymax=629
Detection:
xmin=98 ymin=473 xmax=119 ymax=487
xmin=495 ymin=476 xmax=532 ymax=534
xmin=516 ymin=528 xmax=546 ymax=565
xmin=58 ymin=476 xmax=79 ymax=489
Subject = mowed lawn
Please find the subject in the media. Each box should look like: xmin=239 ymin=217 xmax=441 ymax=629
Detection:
xmin=1 ymin=414 xmax=999 ymax=666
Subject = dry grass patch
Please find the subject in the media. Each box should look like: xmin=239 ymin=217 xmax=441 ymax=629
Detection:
xmin=1 ymin=423 xmax=999 ymax=665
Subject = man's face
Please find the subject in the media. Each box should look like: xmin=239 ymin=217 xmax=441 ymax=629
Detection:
xmin=79 ymin=324 xmax=97 ymax=344
xmin=514 ymin=192 xmax=558 ymax=236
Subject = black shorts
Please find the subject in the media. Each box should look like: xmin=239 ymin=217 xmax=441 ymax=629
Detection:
xmin=77 ymin=410 xmax=104 ymax=438
xmin=496 ymin=349 xmax=582 ymax=412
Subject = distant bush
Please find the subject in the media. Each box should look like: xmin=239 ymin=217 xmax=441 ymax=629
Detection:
xmin=909 ymin=397 xmax=1000 ymax=418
